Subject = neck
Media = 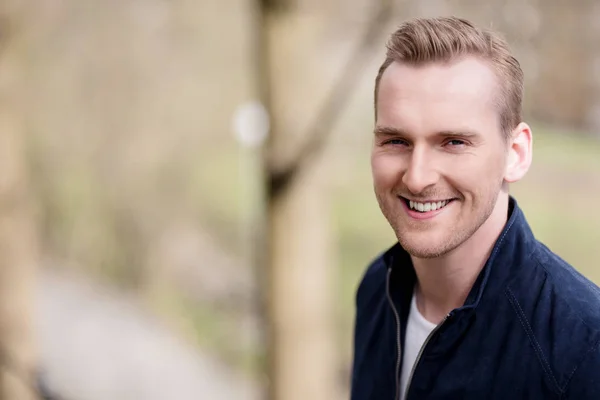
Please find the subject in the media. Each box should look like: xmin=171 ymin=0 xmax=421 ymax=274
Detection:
xmin=412 ymin=194 xmax=510 ymax=324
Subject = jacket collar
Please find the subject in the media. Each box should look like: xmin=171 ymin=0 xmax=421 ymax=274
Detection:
xmin=384 ymin=196 xmax=537 ymax=312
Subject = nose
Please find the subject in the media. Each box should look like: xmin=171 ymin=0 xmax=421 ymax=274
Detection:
xmin=401 ymin=147 xmax=439 ymax=194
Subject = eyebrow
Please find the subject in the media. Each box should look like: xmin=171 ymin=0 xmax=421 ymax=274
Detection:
xmin=373 ymin=126 xmax=407 ymax=136
xmin=373 ymin=126 xmax=481 ymax=139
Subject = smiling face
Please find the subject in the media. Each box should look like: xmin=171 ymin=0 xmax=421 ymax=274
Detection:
xmin=372 ymin=57 xmax=512 ymax=258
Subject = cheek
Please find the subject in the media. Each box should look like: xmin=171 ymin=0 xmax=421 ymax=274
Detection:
xmin=481 ymin=150 xmax=508 ymax=181
xmin=443 ymin=153 xmax=505 ymax=197
xmin=371 ymin=153 xmax=403 ymax=188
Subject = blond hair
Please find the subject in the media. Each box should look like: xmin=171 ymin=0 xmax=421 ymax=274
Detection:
xmin=374 ymin=16 xmax=524 ymax=137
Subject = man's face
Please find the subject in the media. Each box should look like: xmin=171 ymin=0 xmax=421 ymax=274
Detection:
xmin=372 ymin=57 xmax=509 ymax=258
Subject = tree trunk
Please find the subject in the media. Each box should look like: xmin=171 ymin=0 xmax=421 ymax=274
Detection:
xmin=0 ymin=3 xmax=40 ymax=399
xmin=253 ymin=2 xmax=339 ymax=400
xmin=267 ymin=159 xmax=337 ymax=400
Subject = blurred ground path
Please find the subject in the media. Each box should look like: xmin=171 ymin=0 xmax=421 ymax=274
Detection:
xmin=34 ymin=269 xmax=259 ymax=400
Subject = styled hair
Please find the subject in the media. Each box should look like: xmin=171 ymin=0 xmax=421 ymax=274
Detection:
xmin=374 ymin=16 xmax=524 ymax=137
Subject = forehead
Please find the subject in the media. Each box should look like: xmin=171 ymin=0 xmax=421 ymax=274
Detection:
xmin=376 ymin=57 xmax=501 ymax=135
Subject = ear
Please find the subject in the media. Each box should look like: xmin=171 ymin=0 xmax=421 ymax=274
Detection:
xmin=504 ymin=122 xmax=533 ymax=183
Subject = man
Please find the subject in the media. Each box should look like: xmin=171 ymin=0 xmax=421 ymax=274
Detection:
xmin=351 ymin=16 xmax=600 ymax=400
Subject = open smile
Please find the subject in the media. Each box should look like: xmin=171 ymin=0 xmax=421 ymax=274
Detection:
xmin=399 ymin=196 xmax=457 ymax=219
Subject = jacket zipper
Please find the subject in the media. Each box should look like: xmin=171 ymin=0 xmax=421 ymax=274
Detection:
xmin=404 ymin=312 xmax=451 ymax=399
xmin=386 ymin=266 xmax=452 ymax=400
xmin=385 ymin=268 xmax=402 ymax=400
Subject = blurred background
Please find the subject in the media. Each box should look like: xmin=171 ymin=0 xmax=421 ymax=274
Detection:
xmin=0 ymin=0 xmax=599 ymax=399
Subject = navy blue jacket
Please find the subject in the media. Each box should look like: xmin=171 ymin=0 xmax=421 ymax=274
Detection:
xmin=351 ymin=198 xmax=600 ymax=399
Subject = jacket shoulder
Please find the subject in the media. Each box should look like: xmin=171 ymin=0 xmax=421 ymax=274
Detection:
xmin=525 ymin=241 xmax=600 ymax=396
xmin=354 ymin=247 xmax=391 ymax=311
xmin=351 ymin=247 xmax=397 ymax=400
xmin=533 ymin=241 xmax=600 ymax=329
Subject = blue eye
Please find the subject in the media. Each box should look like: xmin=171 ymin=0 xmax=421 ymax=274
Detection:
xmin=446 ymin=139 xmax=466 ymax=146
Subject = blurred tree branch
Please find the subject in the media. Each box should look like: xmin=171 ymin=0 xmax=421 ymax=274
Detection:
xmin=268 ymin=0 xmax=393 ymax=199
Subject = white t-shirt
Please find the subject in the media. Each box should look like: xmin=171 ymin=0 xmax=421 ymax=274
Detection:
xmin=399 ymin=291 xmax=438 ymax=400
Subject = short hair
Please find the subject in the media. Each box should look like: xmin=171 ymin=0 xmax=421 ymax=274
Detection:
xmin=374 ymin=16 xmax=524 ymax=137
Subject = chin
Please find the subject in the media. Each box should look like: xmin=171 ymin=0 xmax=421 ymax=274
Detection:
xmin=396 ymin=228 xmax=461 ymax=259
xmin=399 ymin=241 xmax=454 ymax=259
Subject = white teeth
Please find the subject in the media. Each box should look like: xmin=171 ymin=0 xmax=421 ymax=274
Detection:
xmin=408 ymin=200 xmax=450 ymax=212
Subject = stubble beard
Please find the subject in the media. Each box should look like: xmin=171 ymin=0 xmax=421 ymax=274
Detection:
xmin=375 ymin=188 xmax=501 ymax=259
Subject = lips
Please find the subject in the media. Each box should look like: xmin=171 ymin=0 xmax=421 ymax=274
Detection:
xmin=399 ymin=196 xmax=456 ymax=213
